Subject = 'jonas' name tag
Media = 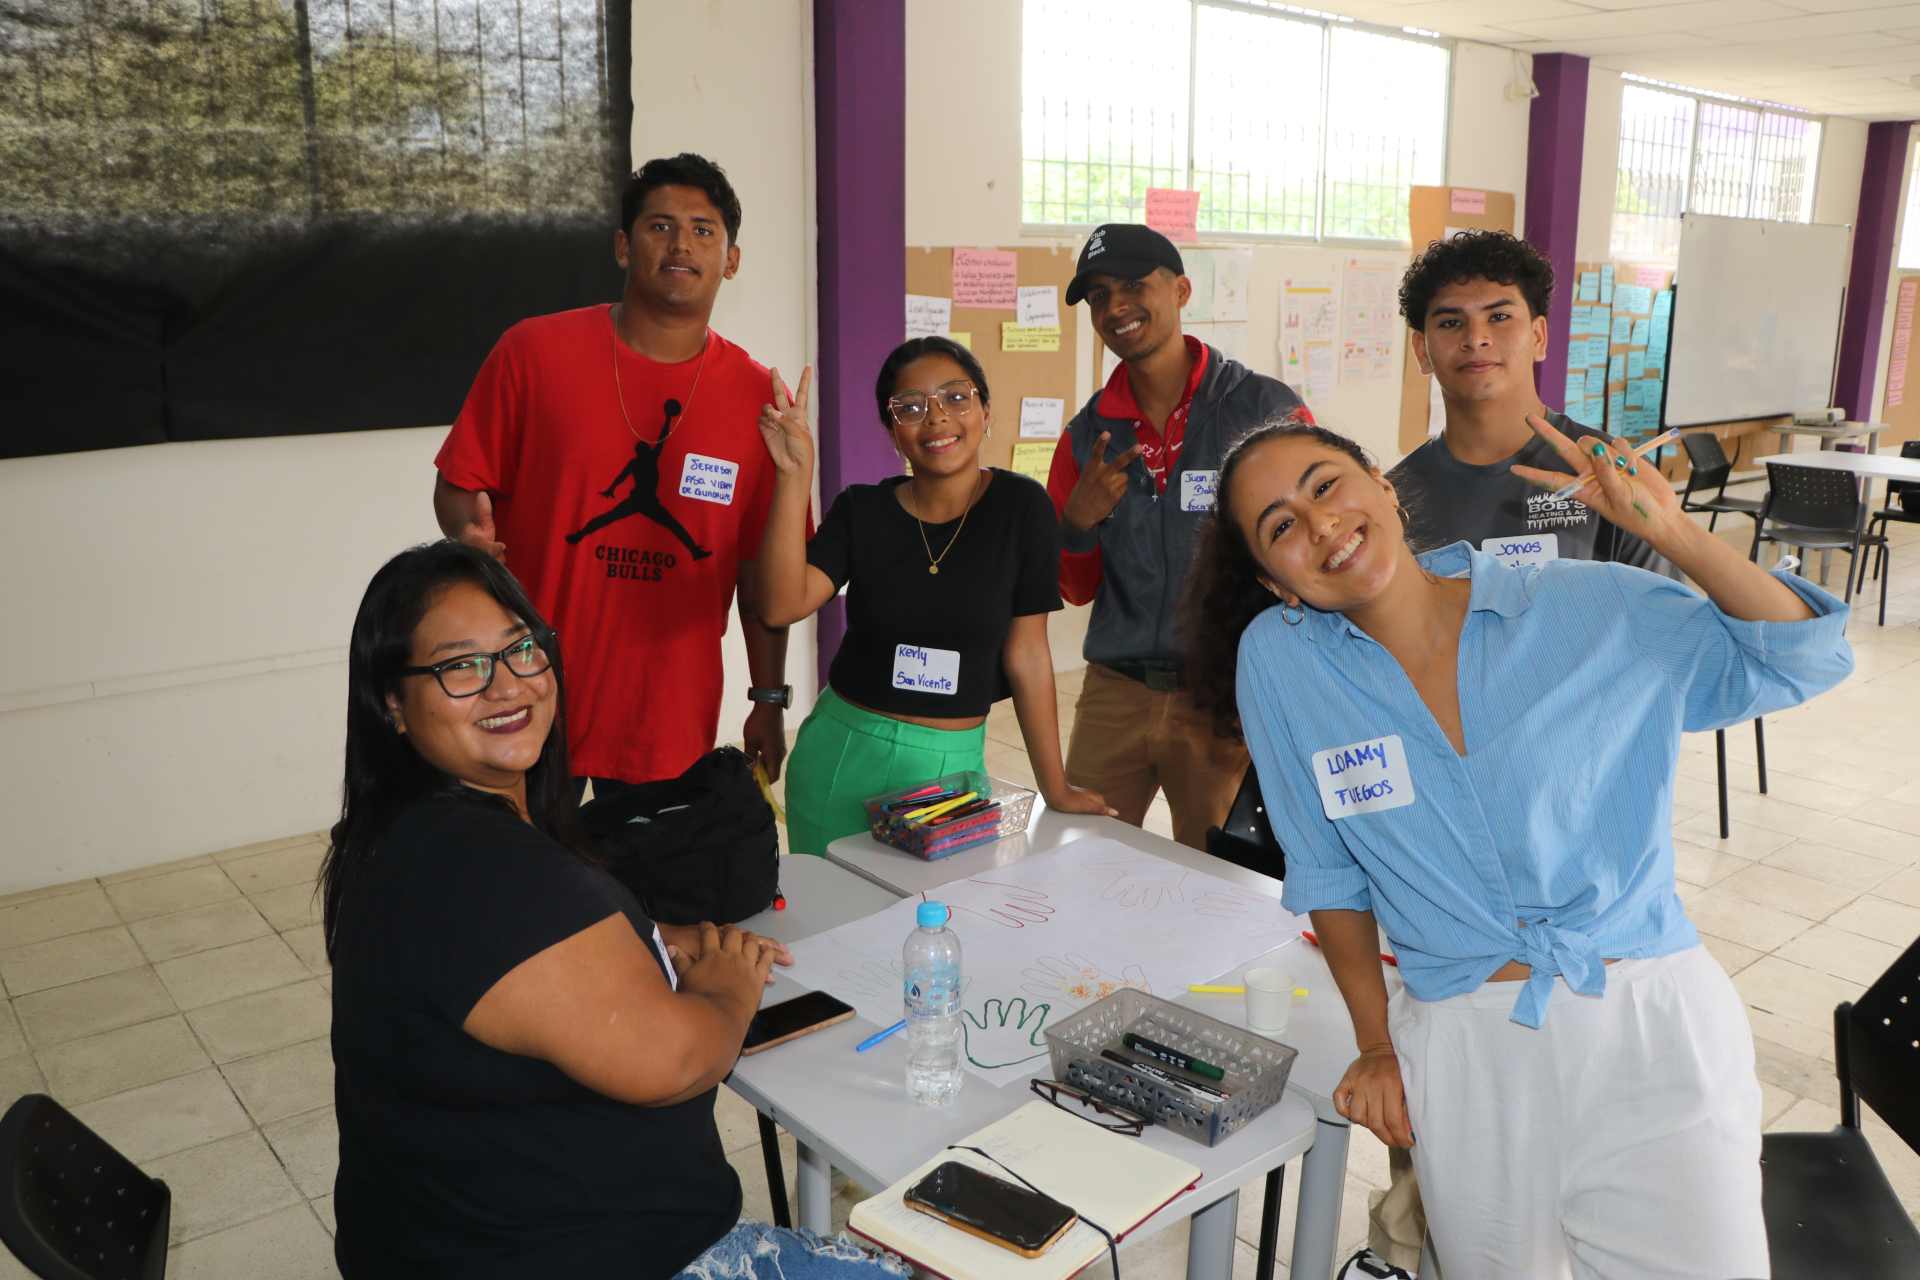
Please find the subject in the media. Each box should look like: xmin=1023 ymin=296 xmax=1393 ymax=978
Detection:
xmin=1179 ymin=469 xmax=1219 ymax=513
xmin=679 ymin=453 xmax=739 ymax=505
xmin=1312 ymin=734 xmax=1415 ymax=820
xmin=893 ymin=644 xmax=960 ymax=695
xmin=1481 ymin=532 xmax=1558 ymax=569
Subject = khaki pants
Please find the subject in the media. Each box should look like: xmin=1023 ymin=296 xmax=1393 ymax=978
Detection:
xmin=1368 ymin=1145 xmax=1428 ymax=1274
xmin=1064 ymin=663 xmax=1248 ymax=851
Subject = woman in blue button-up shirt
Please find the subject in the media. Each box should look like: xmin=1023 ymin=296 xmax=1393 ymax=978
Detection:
xmin=1184 ymin=417 xmax=1852 ymax=1279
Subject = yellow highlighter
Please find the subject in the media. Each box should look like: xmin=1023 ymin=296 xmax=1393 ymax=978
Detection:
xmin=906 ymin=791 xmax=978 ymax=825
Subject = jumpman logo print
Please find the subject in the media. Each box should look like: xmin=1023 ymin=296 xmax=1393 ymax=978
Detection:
xmin=565 ymin=398 xmax=713 ymax=559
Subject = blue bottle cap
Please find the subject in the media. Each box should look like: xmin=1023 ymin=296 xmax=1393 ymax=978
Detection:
xmin=916 ymin=901 xmax=949 ymax=928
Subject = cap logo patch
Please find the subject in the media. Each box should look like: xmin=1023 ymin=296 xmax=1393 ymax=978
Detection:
xmin=1085 ymin=229 xmax=1107 ymax=259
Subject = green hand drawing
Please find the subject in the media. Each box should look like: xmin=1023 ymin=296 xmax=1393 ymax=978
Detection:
xmin=960 ymin=996 xmax=1053 ymax=1069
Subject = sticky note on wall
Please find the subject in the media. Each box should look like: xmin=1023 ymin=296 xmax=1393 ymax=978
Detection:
xmin=1002 ymin=323 xmax=1061 ymax=353
xmin=952 ymin=248 xmax=1018 ymax=307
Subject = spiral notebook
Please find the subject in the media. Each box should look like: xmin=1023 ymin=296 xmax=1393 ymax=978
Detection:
xmin=847 ymin=1102 xmax=1204 ymax=1280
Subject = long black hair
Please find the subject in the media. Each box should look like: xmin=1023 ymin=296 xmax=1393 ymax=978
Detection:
xmin=1182 ymin=419 xmax=1383 ymax=742
xmin=320 ymin=541 xmax=583 ymax=960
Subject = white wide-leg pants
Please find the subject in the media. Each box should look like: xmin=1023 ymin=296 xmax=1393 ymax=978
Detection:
xmin=1388 ymin=946 xmax=1770 ymax=1280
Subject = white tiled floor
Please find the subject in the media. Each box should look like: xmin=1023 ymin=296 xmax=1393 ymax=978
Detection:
xmin=0 ymin=512 xmax=1916 ymax=1278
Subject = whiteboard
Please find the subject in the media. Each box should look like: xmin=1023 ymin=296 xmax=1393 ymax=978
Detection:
xmin=1665 ymin=214 xmax=1850 ymax=427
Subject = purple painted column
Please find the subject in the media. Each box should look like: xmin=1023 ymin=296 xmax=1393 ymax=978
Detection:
xmin=1525 ymin=53 xmax=1589 ymax=405
xmin=812 ymin=0 xmax=905 ymax=689
xmin=1835 ymin=121 xmax=1915 ymax=421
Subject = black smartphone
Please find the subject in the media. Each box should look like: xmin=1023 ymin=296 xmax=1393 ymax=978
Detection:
xmin=903 ymin=1160 xmax=1077 ymax=1258
xmin=740 ymin=990 xmax=855 ymax=1055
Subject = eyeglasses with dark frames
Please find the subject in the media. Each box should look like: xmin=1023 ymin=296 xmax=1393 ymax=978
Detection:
xmin=887 ymin=379 xmax=979 ymax=428
xmin=1029 ymin=1078 xmax=1149 ymax=1136
xmin=399 ymin=632 xmax=554 ymax=698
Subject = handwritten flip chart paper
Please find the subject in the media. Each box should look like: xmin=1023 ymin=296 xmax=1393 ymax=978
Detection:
xmin=1450 ymin=188 xmax=1487 ymax=214
xmin=904 ymin=294 xmax=951 ymax=340
xmin=1340 ymin=257 xmax=1399 ymax=384
xmin=1017 ymin=286 xmax=1060 ymax=328
xmin=1009 ymin=441 xmax=1054 ymax=485
xmin=1889 ymin=278 xmax=1917 ymax=408
xmin=1018 ymin=396 xmax=1066 ymax=439
xmin=1211 ymin=249 xmax=1252 ymax=322
xmin=1001 ymin=323 xmax=1061 ymax=353
xmin=782 ymin=837 xmax=1306 ymax=1087
xmin=952 ymin=248 xmax=1018 ymax=308
xmin=1145 ymin=187 xmax=1201 ymax=243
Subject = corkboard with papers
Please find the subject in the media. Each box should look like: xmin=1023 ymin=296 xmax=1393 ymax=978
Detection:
xmin=904 ymin=247 xmax=1081 ymax=486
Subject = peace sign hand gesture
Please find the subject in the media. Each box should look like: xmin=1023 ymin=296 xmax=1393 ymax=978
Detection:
xmin=757 ymin=366 xmax=814 ymax=477
xmin=1510 ymin=415 xmax=1690 ymax=556
xmin=1062 ymin=431 xmax=1146 ymax=533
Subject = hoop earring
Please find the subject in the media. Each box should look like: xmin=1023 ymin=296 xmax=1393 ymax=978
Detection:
xmin=1280 ymin=602 xmax=1305 ymax=626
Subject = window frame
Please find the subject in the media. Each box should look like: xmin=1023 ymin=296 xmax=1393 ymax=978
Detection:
xmin=1018 ymin=0 xmax=1452 ymax=247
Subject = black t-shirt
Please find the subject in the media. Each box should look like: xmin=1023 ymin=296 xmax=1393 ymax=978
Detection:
xmin=329 ymin=794 xmax=740 ymax=1279
xmin=808 ymin=469 xmax=1063 ymax=716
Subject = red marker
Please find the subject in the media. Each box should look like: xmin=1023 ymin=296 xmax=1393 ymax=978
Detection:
xmin=773 ymin=889 xmax=787 ymax=911
xmin=1300 ymin=929 xmax=1397 ymax=966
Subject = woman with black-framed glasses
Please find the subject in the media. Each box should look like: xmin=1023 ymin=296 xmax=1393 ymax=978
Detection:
xmin=321 ymin=541 xmax=906 ymax=1279
xmin=753 ymin=336 xmax=1115 ymax=855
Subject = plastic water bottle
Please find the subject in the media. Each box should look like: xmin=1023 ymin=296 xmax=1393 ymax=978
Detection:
xmin=903 ymin=901 xmax=963 ymax=1105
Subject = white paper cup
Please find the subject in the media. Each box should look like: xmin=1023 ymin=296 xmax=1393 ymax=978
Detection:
xmin=1245 ymin=966 xmax=1292 ymax=1035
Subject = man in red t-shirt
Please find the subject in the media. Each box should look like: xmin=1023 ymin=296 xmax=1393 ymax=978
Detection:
xmin=433 ymin=153 xmax=796 ymax=792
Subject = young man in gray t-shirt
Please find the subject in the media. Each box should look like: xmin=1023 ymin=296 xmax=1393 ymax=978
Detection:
xmin=1387 ymin=231 xmax=1670 ymax=577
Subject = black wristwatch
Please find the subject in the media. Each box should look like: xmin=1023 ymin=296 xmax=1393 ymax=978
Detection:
xmin=747 ymin=685 xmax=793 ymax=709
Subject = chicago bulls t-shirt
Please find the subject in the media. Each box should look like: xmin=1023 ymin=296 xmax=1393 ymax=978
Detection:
xmin=436 ymin=306 xmax=778 ymax=783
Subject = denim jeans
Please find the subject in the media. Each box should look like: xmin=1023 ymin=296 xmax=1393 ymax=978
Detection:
xmin=675 ymin=1223 xmax=910 ymax=1279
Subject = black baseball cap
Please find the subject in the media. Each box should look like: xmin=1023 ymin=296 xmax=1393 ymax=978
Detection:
xmin=1065 ymin=223 xmax=1185 ymax=305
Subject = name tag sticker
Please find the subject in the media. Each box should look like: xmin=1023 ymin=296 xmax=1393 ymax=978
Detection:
xmin=1312 ymin=734 xmax=1415 ymax=820
xmin=893 ymin=644 xmax=961 ymax=696
xmin=652 ymin=925 xmax=679 ymax=990
xmin=678 ymin=453 xmax=739 ymax=505
xmin=1179 ymin=469 xmax=1219 ymax=513
xmin=1481 ymin=532 xmax=1558 ymax=569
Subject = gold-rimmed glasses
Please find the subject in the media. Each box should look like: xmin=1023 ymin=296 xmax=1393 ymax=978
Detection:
xmin=886 ymin=380 xmax=979 ymax=428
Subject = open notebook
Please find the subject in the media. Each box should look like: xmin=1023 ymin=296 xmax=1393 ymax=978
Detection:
xmin=847 ymin=1102 xmax=1204 ymax=1280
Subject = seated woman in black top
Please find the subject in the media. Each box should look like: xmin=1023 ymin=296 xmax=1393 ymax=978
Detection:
xmin=322 ymin=541 xmax=906 ymax=1279
xmin=755 ymin=337 xmax=1113 ymax=854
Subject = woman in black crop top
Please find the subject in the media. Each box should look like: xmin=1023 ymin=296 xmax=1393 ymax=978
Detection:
xmin=321 ymin=542 xmax=906 ymax=1279
xmin=755 ymin=337 xmax=1114 ymax=854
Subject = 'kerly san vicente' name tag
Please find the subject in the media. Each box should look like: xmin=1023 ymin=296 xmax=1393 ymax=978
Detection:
xmin=1179 ymin=469 xmax=1219 ymax=512
xmin=893 ymin=644 xmax=960 ymax=695
xmin=1481 ymin=532 xmax=1559 ymax=569
xmin=679 ymin=453 xmax=739 ymax=505
xmin=1312 ymin=734 xmax=1415 ymax=820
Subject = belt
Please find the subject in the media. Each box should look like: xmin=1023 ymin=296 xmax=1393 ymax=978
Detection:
xmin=1103 ymin=660 xmax=1185 ymax=693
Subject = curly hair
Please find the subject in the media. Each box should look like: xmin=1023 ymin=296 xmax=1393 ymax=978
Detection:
xmin=1398 ymin=229 xmax=1552 ymax=330
xmin=1181 ymin=419 xmax=1380 ymax=742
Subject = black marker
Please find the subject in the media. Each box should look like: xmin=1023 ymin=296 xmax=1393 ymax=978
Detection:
xmin=1123 ymin=1032 xmax=1226 ymax=1081
xmin=1100 ymin=1048 xmax=1228 ymax=1101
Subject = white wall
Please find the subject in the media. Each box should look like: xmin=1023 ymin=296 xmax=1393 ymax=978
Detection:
xmin=0 ymin=0 xmax=818 ymax=891
xmin=1577 ymin=68 xmax=1624 ymax=265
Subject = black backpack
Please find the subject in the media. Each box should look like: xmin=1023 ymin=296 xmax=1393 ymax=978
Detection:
xmin=578 ymin=746 xmax=779 ymax=925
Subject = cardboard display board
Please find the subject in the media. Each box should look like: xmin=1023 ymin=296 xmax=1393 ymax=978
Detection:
xmin=1398 ymin=185 xmax=1518 ymax=454
xmin=904 ymin=247 xmax=1082 ymax=485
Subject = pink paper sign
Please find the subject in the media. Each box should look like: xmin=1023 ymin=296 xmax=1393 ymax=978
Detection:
xmin=1449 ymin=188 xmax=1487 ymax=215
xmin=1145 ymin=188 xmax=1201 ymax=243
xmin=1888 ymin=278 xmax=1917 ymax=408
xmin=951 ymin=248 xmax=1018 ymax=308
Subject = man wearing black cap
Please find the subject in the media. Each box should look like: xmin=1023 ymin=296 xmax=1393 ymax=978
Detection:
xmin=1046 ymin=224 xmax=1313 ymax=850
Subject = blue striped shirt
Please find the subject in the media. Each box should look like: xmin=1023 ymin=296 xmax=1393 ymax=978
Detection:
xmin=1237 ymin=542 xmax=1853 ymax=1027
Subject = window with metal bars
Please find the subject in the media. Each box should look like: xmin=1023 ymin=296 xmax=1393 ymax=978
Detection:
xmin=1021 ymin=0 xmax=1448 ymax=242
xmin=1612 ymin=78 xmax=1821 ymax=264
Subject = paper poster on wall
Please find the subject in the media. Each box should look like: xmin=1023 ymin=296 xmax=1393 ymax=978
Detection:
xmin=1001 ymin=323 xmax=1061 ymax=353
xmin=1017 ymin=286 xmax=1060 ymax=328
xmin=1009 ymin=441 xmax=1055 ymax=486
xmin=1210 ymin=249 xmax=1251 ymax=322
xmin=1180 ymin=251 xmax=1217 ymax=325
xmin=1599 ymin=265 xmax=1615 ymax=305
xmin=1144 ymin=188 xmax=1201 ymax=243
xmin=1450 ymin=188 xmax=1487 ymax=214
xmin=905 ymin=294 xmax=951 ymax=340
xmin=1018 ymin=396 xmax=1066 ymax=439
xmin=1188 ymin=320 xmax=1249 ymax=365
xmin=1888 ymin=278 xmax=1917 ymax=409
xmin=1339 ymin=258 xmax=1398 ymax=384
xmin=1280 ymin=277 xmax=1338 ymax=406
xmin=952 ymin=248 xmax=1018 ymax=308
xmin=1578 ymin=272 xmax=1600 ymax=302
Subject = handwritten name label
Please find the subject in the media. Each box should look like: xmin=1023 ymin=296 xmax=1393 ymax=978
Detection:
xmin=1311 ymin=734 xmax=1414 ymax=820
xmin=1481 ymin=532 xmax=1558 ymax=569
xmin=1179 ymin=469 xmax=1219 ymax=513
xmin=678 ymin=452 xmax=739 ymax=506
xmin=892 ymin=644 xmax=961 ymax=696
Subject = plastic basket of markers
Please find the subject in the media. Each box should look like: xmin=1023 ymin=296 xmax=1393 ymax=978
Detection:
xmin=863 ymin=771 xmax=1036 ymax=861
xmin=1043 ymin=989 xmax=1296 ymax=1148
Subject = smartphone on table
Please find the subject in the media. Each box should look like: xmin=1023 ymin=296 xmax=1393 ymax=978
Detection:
xmin=903 ymin=1160 xmax=1078 ymax=1258
xmin=740 ymin=990 xmax=855 ymax=1055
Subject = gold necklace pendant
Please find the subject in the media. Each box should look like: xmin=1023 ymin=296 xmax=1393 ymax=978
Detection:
xmin=928 ymin=564 xmax=939 ymax=575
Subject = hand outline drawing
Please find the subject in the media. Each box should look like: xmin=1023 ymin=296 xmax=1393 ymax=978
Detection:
xmin=960 ymin=997 xmax=1053 ymax=1070
xmin=1091 ymin=864 xmax=1189 ymax=912
xmin=951 ymin=880 xmax=1055 ymax=929
xmin=1019 ymin=953 xmax=1150 ymax=1004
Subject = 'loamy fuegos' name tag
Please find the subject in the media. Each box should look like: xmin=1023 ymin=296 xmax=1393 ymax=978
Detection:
xmin=1312 ymin=734 xmax=1414 ymax=820
xmin=679 ymin=453 xmax=739 ymax=505
xmin=893 ymin=644 xmax=960 ymax=695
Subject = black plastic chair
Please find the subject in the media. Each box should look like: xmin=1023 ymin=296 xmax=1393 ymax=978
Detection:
xmin=0 ymin=1094 xmax=169 ymax=1280
xmin=1760 ymin=934 xmax=1920 ymax=1277
xmin=1863 ymin=440 xmax=1920 ymax=594
xmin=1752 ymin=461 xmax=1891 ymax=626
xmin=1680 ymin=430 xmax=1766 ymax=534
